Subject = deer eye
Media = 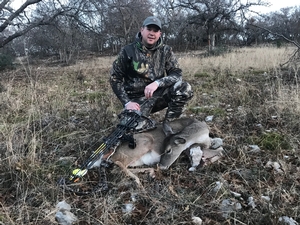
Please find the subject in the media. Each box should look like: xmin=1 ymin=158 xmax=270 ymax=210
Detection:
xmin=166 ymin=148 xmax=172 ymax=154
xmin=174 ymin=137 xmax=186 ymax=145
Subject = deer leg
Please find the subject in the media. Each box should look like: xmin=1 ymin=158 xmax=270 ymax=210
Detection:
xmin=188 ymin=146 xmax=203 ymax=172
xmin=114 ymin=161 xmax=143 ymax=188
xmin=202 ymin=147 xmax=224 ymax=165
xmin=127 ymin=168 xmax=156 ymax=178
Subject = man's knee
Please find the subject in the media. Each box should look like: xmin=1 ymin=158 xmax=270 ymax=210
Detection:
xmin=171 ymin=81 xmax=193 ymax=100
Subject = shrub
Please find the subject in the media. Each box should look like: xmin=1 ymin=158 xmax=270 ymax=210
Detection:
xmin=0 ymin=53 xmax=14 ymax=71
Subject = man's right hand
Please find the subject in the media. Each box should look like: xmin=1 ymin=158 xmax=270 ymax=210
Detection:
xmin=125 ymin=101 xmax=140 ymax=111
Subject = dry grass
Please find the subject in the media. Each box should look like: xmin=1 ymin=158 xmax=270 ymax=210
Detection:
xmin=0 ymin=46 xmax=300 ymax=225
xmin=179 ymin=46 xmax=293 ymax=76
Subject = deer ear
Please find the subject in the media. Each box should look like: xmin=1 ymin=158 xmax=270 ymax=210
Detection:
xmin=174 ymin=137 xmax=186 ymax=145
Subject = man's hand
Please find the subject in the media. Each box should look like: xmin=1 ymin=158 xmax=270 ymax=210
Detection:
xmin=125 ymin=102 xmax=140 ymax=111
xmin=144 ymin=81 xmax=159 ymax=99
xmin=125 ymin=81 xmax=159 ymax=110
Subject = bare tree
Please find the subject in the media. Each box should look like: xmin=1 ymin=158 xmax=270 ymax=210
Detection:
xmin=4 ymin=0 xmax=298 ymax=59
xmin=1 ymin=0 xmax=103 ymax=63
xmin=0 ymin=0 xmax=73 ymax=49
xmin=151 ymin=0 xmax=204 ymax=51
xmin=169 ymin=0 xmax=269 ymax=52
xmin=104 ymin=0 xmax=153 ymax=53
xmin=250 ymin=10 xmax=300 ymax=65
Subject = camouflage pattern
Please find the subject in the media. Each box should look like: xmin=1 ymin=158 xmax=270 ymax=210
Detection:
xmin=110 ymin=33 xmax=193 ymax=121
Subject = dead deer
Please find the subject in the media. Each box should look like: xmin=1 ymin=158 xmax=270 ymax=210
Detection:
xmin=95 ymin=118 xmax=223 ymax=186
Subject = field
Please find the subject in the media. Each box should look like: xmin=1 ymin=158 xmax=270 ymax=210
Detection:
xmin=0 ymin=46 xmax=300 ymax=225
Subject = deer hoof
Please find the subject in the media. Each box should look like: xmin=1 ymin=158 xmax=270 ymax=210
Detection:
xmin=188 ymin=166 xmax=196 ymax=172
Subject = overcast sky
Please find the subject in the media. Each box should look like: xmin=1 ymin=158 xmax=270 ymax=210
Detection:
xmin=251 ymin=0 xmax=299 ymax=13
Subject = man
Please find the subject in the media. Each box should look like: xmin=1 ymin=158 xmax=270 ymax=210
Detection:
xmin=110 ymin=16 xmax=193 ymax=133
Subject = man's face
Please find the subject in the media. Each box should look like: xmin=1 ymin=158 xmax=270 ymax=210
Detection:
xmin=140 ymin=25 xmax=161 ymax=48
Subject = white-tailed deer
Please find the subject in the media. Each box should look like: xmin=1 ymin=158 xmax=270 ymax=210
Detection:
xmin=96 ymin=118 xmax=223 ymax=186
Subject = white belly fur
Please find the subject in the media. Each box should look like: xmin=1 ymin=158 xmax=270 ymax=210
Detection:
xmin=128 ymin=151 xmax=161 ymax=167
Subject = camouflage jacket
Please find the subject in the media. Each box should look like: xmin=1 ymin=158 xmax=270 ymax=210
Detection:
xmin=110 ymin=33 xmax=182 ymax=106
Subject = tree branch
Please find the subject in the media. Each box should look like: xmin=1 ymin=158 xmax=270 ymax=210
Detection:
xmin=0 ymin=9 xmax=66 ymax=48
xmin=250 ymin=23 xmax=300 ymax=48
xmin=0 ymin=0 xmax=10 ymax=11
xmin=250 ymin=23 xmax=300 ymax=65
xmin=0 ymin=0 xmax=42 ymax=32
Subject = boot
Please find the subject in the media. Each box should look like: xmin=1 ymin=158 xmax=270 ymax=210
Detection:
xmin=162 ymin=81 xmax=193 ymax=135
xmin=162 ymin=119 xmax=175 ymax=136
xmin=162 ymin=101 xmax=185 ymax=136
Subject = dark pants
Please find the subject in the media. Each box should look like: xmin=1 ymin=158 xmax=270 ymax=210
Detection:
xmin=132 ymin=81 xmax=193 ymax=120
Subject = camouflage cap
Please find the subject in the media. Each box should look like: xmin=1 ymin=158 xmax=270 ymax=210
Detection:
xmin=142 ymin=16 xmax=161 ymax=30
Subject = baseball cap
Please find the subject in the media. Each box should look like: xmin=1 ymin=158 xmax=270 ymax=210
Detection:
xmin=142 ymin=16 xmax=161 ymax=30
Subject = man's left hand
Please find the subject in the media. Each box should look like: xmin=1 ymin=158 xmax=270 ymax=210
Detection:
xmin=144 ymin=82 xmax=159 ymax=99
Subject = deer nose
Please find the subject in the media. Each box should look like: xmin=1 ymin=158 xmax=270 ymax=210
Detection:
xmin=158 ymin=164 xmax=169 ymax=170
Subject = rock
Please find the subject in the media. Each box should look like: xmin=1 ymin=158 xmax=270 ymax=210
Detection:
xmin=55 ymin=201 xmax=78 ymax=225
xmin=278 ymin=216 xmax=298 ymax=225
xmin=211 ymin=138 xmax=223 ymax=149
xmin=192 ymin=216 xmax=203 ymax=225
xmin=220 ymin=199 xmax=242 ymax=218
xmin=248 ymin=145 xmax=260 ymax=153
xmin=205 ymin=115 xmax=214 ymax=122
